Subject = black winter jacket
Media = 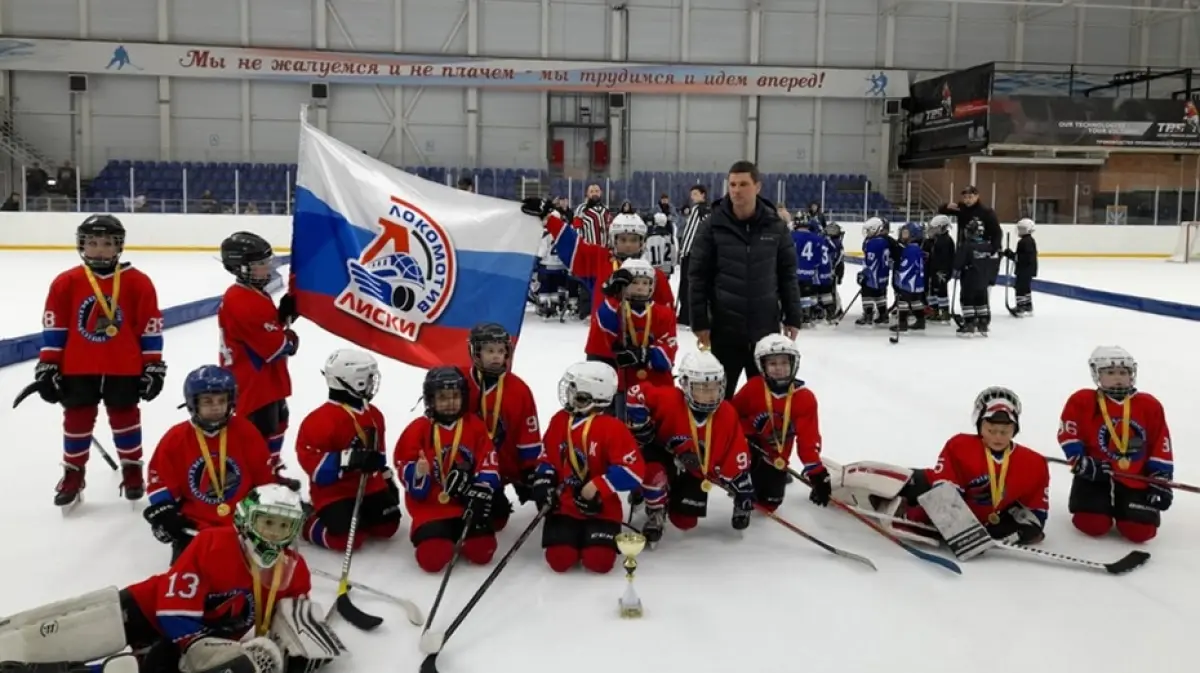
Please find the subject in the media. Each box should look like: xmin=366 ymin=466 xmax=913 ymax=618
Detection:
xmin=939 ymin=201 xmax=1002 ymax=253
xmin=687 ymin=196 xmax=803 ymax=344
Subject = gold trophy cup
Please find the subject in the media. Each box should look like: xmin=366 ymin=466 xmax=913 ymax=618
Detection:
xmin=615 ymin=530 xmax=647 ymax=618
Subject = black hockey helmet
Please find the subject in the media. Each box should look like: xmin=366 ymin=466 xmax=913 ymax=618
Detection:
xmin=221 ymin=231 xmax=274 ymax=289
xmin=468 ymin=322 xmax=512 ymax=375
xmin=423 ymin=366 xmax=468 ymax=424
xmin=76 ymin=214 xmax=126 ymax=272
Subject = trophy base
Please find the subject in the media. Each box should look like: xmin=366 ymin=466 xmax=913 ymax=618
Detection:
xmin=619 ymin=584 xmax=643 ymax=619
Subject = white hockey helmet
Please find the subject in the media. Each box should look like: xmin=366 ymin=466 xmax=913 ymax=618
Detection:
xmin=972 ymin=386 xmax=1022 ymax=435
xmin=677 ymin=351 xmax=726 ymax=412
xmin=928 ymin=214 xmax=952 ymax=234
xmin=754 ymin=334 xmax=799 ymax=391
xmin=653 ymin=212 xmax=668 ymax=227
xmin=863 ymin=216 xmax=885 ymax=237
xmin=558 ymin=361 xmax=618 ymax=414
xmin=1088 ymin=345 xmax=1137 ymax=397
xmin=1016 ymin=218 xmax=1035 ymax=235
xmin=620 ymin=257 xmax=656 ymax=301
xmin=322 ymin=348 xmax=381 ymax=400
xmin=610 ymin=213 xmax=647 ymax=242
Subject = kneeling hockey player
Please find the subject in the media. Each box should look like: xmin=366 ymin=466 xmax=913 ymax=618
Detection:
xmin=730 ymin=334 xmax=828 ymax=511
xmin=1058 ymin=346 xmax=1173 ymax=543
xmin=394 ymin=367 xmax=500 ymax=573
xmin=532 ymin=361 xmax=645 ymax=573
xmin=625 ymin=351 xmax=753 ymax=543
xmin=297 ymin=349 xmax=401 ymax=552
xmin=0 ymin=485 xmax=345 ymax=673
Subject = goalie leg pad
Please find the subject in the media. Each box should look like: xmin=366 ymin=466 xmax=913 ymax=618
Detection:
xmin=181 ymin=638 xmax=282 ymax=673
xmin=0 ymin=588 xmax=126 ymax=664
xmin=917 ymin=483 xmax=994 ymax=560
xmin=831 ymin=461 xmax=913 ymax=512
xmin=269 ymin=598 xmax=346 ymax=673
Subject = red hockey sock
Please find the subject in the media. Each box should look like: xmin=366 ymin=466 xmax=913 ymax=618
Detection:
xmin=415 ymin=539 xmax=455 ymax=573
xmin=106 ymin=406 xmax=143 ymax=462
xmin=364 ymin=520 xmax=400 ymax=541
xmin=1072 ymin=512 xmax=1113 ymax=537
xmin=544 ymin=545 xmax=580 ymax=572
xmin=62 ymin=406 xmax=99 ymax=468
xmin=669 ymin=512 xmax=698 ymax=531
xmin=1115 ymin=520 xmax=1157 ymax=543
xmin=462 ymin=535 xmax=497 ymax=565
xmin=580 ymin=546 xmax=617 ymax=574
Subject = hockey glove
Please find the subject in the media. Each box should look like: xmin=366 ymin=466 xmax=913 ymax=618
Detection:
xmin=442 ymin=464 xmax=473 ymax=498
xmin=855 ymin=271 xmax=865 ymax=287
xmin=1146 ymin=475 xmax=1173 ymax=511
xmin=139 ymin=361 xmax=167 ymax=402
xmin=613 ymin=346 xmax=647 ymax=369
xmin=528 ymin=470 xmax=557 ymax=511
xmin=1071 ymin=455 xmax=1111 ymax=482
xmin=602 ymin=268 xmax=634 ymax=297
xmin=806 ymin=466 xmax=832 ymax=507
xmin=144 ymin=501 xmax=193 ymax=545
xmin=341 ymin=448 xmax=386 ymax=474
xmin=726 ymin=471 xmax=755 ymax=530
xmin=573 ymin=483 xmax=603 ymax=517
xmin=674 ymin=451 xmax=702 ymax=474
xmin=1002 ymin=248 xmax=1015 ymax=260
xmin=987 ymin=502 xmax=1044 ymax=545
xmin=898 ymin=469 xmax=933 ymax=506
xmin=282 ymin=329 xmax=300 ymax=356
xmin=521 ymin=197 xmax=554 ymax=218
xmin=277 ymin=293 xmax=298 ymax=324
xmin=462 ymin=483 xmax=494 ymax=522
xmin=629 ymin=421 xmax=656 ymax=446
xmin=33 ymin=361 xmax=62 ymax=404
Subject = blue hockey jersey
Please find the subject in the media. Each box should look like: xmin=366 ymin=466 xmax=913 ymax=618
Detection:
xmin=792 ymin=229 xmax=824 ymax=284
xmin=861 ymin=236 xmax=891 ymax=290
xmin=893 ymin=242 xmax=925 ymax=294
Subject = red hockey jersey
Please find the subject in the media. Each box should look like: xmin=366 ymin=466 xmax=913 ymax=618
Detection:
xmin=587 ymin=296 xmax=678 ymax=389
xmin=217 ymin=283 xmax=292 ymax=416
xmin=295 ymin=401 xmax=390 ymax=513
xmin=922 ymin=433 xmax=1050 ymax=525
xmin=125 ymin=526 xmax=310 ymax=647
xmin=40 ymin=263 xmax=163 ymax=376
xmin=1058 ymin=388 xmax=1173 ymax=489
xmin=146 ymin=416 xmax=277 ymax=529
xmin=626 ymin=384 xmax=751 ymax=482
xmin=731 ymin=375 xmax=822 ymax=473
xmin=544 ymin=212 xmax=674 ymax=314
xmin=394 ymin=415 xmax=500 ymax=530
xmin=465 ymin=369 xmax=542 ymax=484
xmin=537 ymin=410 xmax=644 ymax=522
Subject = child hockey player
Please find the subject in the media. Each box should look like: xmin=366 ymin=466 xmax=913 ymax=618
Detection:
xmin=296 ymin=349 xmax=401 ymax=552
xmin=813 ymin=225 xmax=837 ymax=323
xmin=825 ymin=222 xmax=846 ymax=315
xmin=954 ymin=218 xmax=1000 ymax=336
xmin=625 ymin=351 xmax=754 ymax=543
xmin=0 ymin=485 xmax=338 ymax=673
xmin=394 ymin=367 xmax=500 ymax=573
xmin=1004 ymin=218 xmax=1039 ymax=316
xmin=642 ymin=211 xmax=676 ymax=278
xmin=592 ymin=258 xmax=679 ymax=393
xmin=463 ymin=322 xmax=543 ymax=531
xmin=217 ymin=231 xmax=301 ymax=490
xmin=36 ymin=214 xmax=166 ymax=508
xmin=144 ymin=366 xmax=276 ymax=561
xmin=530 ymin=361 xmax=645 ymax=573
xmin=731 ymin=335 xmax=828 ymax=511
xmin=891 ymin=222 xmax=927 ymax=335
xmin=925 ymin=215 xmax=956 ymax=324
xmin=534 ymin=223 xmax=571 ymax=320
xmin=1057 ymin=346 xmax=1173 ymax=543
xmin=791 ymin=218 xmax=824 ymax=327
xmin=856 ymin=217 xmax=892 ymax=327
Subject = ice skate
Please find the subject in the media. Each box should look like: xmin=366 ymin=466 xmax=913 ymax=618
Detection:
xmin=54 ymin=463 xmax=86 ymax=511
xmin=119 ymin=459 xmax=144 ymax=501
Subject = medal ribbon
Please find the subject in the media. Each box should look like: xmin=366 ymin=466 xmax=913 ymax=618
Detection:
xmin=566 ymin=414 xmax=595 ymax=481
xmin=339 ymin=403 xmax=372 ymax=448
xmin=433 ymin=420 xmax=465 ymax=488
xmin=621 ymin=302 xmax=653 ymax=349
xmin=251 ymin=561 xmax=284 ymax=637
xmin=1096 ymin=391 xmax=1131 ymax=464
xmin=193 ymin=426 xmax=228 ymax=507
xmin=481 ymin=376 xmax=505 ymax=439
xmin=687 ymin=411 xmax=714 ymax=478
xmin=985 ymin=444 xmax=1013 ymax=514
xmin=83 ymin=264 xmax=121 ymax=326
xmin=763 ymin=384 xmax=794 ymax=458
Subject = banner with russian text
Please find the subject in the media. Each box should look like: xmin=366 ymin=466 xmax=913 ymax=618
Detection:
xmin=0 ymin=38 xmax=907 ymax=99
xmin=289 ymin=120 xmax=541 ymax=371
xmin=989 ymin=96 xmax=1200 ymax=149
xmin=900 ymin=63 xmax=994 ymax=165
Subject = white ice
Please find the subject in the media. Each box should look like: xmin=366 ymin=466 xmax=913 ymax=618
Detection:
xmin=1034 ymin=258 xmax=1200 ymax=304
xmin=2 ymin=254 xmax=1199 ymax=673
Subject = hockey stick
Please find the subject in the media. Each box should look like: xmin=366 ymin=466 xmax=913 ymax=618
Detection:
xmin=1003 ymin=233 xmax=1020 ymax=318
xmin=12 ymin=382 xmax=38 ymax=408
xmin=949 ymin=276 xmax=965 ymax=328
xmin=1043 ymin=456 xmax=1200 ymax=494
xmin=13 ymin=383 xmax=119 ymax=471
xmin=419 ymin=504 xmax=552 ymax=673
xmin=995 ymin=542 xmax=1150 ymax=575
xmin=92 ymin=437 xmax=119 ymax=472
xmin=310 ymin=568 xmax=423 ymax=625
xmin=831 ymin=288 xmax=861 ymax=326
xmin=327 ymin=473 xmax=383 ymax=631
xmin=419 ymin=508 xmax=476 ymax=647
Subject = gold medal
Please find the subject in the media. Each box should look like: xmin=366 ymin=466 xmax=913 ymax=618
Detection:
xmin=83 ymin=264 xmax=122 ymax=338
xmin=637 ymin=369 xmax=647 ymax=380
xmin=1118 ymin=458 xmax=1131 ymax=470
xmin=763 ymin=383 xmax=795 ymax=474
xmin=700 ymin=479 xmax=712 ymax=493
xmin=194 ymin=426 xmax=229 ymax=515
xmin=984 ymin=440 xmax=1013 ymax=516
xmin=216 ymin=503 xmax=231 ymax=517
xmin=1097 ymin=391 xmax=1133 ymax=472
xmin=105 ymin=324 xmax=119 ymax=337
xmin=686 ymin=410 xmax=714 ymax=485
xmin=432 ymin=419 xmax=465 ymax=505
xmin=988 ymin=512 xmax=1001 ymax=525
xmin=438 ymin=492 xmax=450 ymax=504
xmin=774 ymin=457 xmax=785 ymax=470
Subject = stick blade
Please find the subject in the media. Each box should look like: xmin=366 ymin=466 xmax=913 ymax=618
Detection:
xmin=901 ymin=543 xmax=962 ymax=574
xmin=1105 ymin=550 xmax=1151 ymax=575
xmin=835 ymin=548 xmax=878 ymax=571
xmin=335 ymin=592 xmax=383 ymax=631
xmin=419 ymin=654 xmax=440 ymax=673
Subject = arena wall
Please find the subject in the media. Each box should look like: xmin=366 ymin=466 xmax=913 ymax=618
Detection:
xmin=0 ymin=213 xmax=1185 ymax=258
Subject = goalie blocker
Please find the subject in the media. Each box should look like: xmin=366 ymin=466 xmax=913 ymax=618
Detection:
xmin=0 ymin=588 xmax=346 ymax=673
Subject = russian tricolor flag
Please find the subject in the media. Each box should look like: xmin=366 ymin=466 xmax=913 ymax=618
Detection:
xmin=289 ymin=120 xmax=543 ymax=370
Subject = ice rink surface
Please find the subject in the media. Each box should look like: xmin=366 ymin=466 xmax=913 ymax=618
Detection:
xmin=2 ymin=253 xmax=1199 ymax=673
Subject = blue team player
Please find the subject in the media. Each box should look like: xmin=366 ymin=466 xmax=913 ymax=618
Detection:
xmin=855 ymin=217 xmax=892 ymax=327
xmin=813 ymin=226 xmax=837 ymax=324
xmin=791 ymin=216 xmax=824 ymax=327
xmin=891 ymin=222 xmax=927 ymax=334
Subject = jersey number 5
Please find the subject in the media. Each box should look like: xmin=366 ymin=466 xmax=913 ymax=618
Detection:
xmin=164 ymin=572 xmax=200 ymax=599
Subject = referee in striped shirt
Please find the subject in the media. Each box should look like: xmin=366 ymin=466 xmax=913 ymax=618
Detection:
xmin=676 ymin=184 xmax=710 ymax=327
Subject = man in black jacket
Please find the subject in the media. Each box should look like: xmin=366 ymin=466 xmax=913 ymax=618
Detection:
xmin=688 ymin=161 xmax=803 ymax=399
xmin=940 ymin=185 xmax=1002 ymax=253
